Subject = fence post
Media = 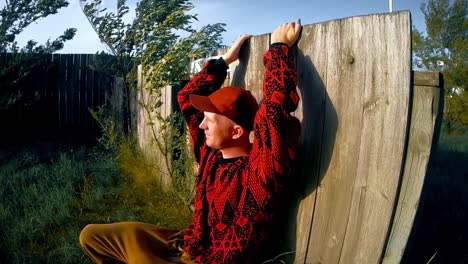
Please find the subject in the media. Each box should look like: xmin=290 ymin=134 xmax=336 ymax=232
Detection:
xmin=382 ymin=71 xmax=443 ymax=264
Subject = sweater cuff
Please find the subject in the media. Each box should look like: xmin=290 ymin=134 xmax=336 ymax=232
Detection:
xmin=207 ymin=57 xmax=229 ymax=75
xmin=271 ymin=42 xmax=288 ymax=48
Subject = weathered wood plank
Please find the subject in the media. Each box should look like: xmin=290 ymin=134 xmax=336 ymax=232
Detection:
xmin=413 ymin=71 xmax=440 ymax=87
xmin=160 ymin=84 xmax=173 ymax=188
xmin=79 ymin=54 xmax=87 ymax=127
xmin=338 ymin=12 xmax=411 ymax=263
xmin=57 ymin=54 xmax=67 ymax=128
xmin=301 ymin=16 xmax=369 ymax=264
xmin=230 ymin=33 xmax=270 ymax=103
xmin=66 ymin=54 xmax=74 ymax=126
xmin=382 ymin=85 xmax=441 ymax=264
xmin=71 ymin=54 xmax=80 ymax=126
xmin=292 ymin=22 xmax=331 ymax=264
xmin=79 ymin=55 xmax=86 ymax=126
xmin=135 ymin=65 xmax=174 ymax=187
xmin=85 ymin=55 xmax=95 ymax=129
xmin=136 ymin=65 xmax=150 ymax=158
xmin=296 ymin=11 xmax=412 ymax=264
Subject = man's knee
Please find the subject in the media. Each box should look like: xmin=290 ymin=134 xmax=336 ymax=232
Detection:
xmin=79 ymin=224 xmax=99 ymax=247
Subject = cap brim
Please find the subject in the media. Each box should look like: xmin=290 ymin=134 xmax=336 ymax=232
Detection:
xmin=190 ymin=94 xmax=221 ymax=114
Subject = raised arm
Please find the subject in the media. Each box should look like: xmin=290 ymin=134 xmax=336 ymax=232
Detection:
xmin=177 ymin=60 xmax=226 ymax=163
xmin=177 ymin=34 xmax=251 ymax=163
xmin=250 ymin=19 xmax=302 ymax=193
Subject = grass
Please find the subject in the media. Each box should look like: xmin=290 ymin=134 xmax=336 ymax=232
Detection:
xmin=0 ymin=143 xmax=192 ymax=264
xmin=1 ymin=129 xmax=466 ymax=263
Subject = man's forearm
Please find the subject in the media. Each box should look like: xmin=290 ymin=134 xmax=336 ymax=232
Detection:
xmin=262 ymin=43 xmax=299 ymax=113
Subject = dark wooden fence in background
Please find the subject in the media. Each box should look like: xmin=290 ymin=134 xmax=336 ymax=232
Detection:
xmin=0 ymin=53 xmax=122 ymax=143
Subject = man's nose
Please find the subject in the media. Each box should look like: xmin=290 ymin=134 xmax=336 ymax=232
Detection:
xmin=199 ymin=119 xmax=206 ymax=129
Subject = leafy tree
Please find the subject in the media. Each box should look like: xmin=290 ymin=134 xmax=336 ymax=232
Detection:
xmin=80 ymin=0 xmax=225 ymax=203
xmin=412 ymin=0 xmax=467 ymax=133
xmin=0 ymin=0 xmax=76 ymax=108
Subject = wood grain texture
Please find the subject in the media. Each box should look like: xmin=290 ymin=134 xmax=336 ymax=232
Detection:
xmin=230 ymin=33 xmax=270 ymax=103
xmin=413 ymin=71 xmax=440 ymax=87
xmin=215 ymin=12 xmax=415 ymax=263
xmin=297 ymin=12 xmax=412 ymax=264
xmin=293 ymin=21 xmax=337 ymax=264
xmin=382 ymin=84 xmax=441 ymax=264
xmin=136 ymin=65 xmax=174 ymax=188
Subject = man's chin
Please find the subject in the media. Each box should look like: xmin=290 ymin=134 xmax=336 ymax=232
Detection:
xmin=205 ymin=141 xmax=219 ymax=149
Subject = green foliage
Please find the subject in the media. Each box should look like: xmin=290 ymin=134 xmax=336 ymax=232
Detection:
xmin=0 ymin=0 xmax=76 ymax=52
xmin=80 ymin=0 xmax=225 ymax=133
xmin=412 ymin=0 xmax=467 ymax=133
xmin=159 ymin=112 xmax=197 ymax=205
xmin=89 ymin=106 xmax=121 ymax=151
xmin=115 ymin=139 xmax=193 ymax=228
xmin=80 ymin=0 xmax=225 ymax=205
xmin=0 ymin=0 xmax=76 ymax=109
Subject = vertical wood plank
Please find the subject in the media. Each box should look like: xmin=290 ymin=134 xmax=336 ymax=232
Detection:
xmin=47 ymin=54 xmax=60 ymax=131
xmin=66 ymin=54 xmax=74 ymax=127
xmin=80 ymin=54 xmax=89 ymax=129
xmin=57 ymin=54 xmax=67 ymax=129
xmin=43 ymin=55 xmax=52 ymax=131
xmin=337 ymin=12 xmax=411 ymax=263
xmin=382 ymin=84 xmax=441 ymax=264
xmin=296 ymin=11 xmax=412 ymax=264
xmin=293 ymin=21 xmax=334 ymax=264
xmin=230 ymin=33 xmax=270 ymax=103
xmin=86 ymin=55 xmax=95 ymax=130
xmin=79 ymin=54 xmax=87 ymax=128
xmin=71 ymin=54 xmax=80 ymax=127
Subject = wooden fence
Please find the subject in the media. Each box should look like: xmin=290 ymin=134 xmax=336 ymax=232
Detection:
xmin=0 ymin=53 xmax=122 ymax=143
xmin=134 ymin=11 xmax=442 ymax=263
xmin=134 ymin=65 xmax=185 ymax=187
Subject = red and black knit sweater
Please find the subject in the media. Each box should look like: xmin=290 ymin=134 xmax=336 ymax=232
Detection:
xmin=177 ymin=43 xmax=301 ymax=264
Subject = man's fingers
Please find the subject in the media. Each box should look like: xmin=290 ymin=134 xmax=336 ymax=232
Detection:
xmin=168 ymin=238 xmax=181 ymax=248
xmin=295 ymin=18 xmax=302 ymax=33
xmin=236 ymin=34 xmax=251 ymax=41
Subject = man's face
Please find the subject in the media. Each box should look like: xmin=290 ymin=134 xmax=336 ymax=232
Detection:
xmin=199 ymin=112 xmax=235 ymax=149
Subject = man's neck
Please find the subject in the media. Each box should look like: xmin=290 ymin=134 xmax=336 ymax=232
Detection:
xmin=220 ymin=144 xmax=251 ymax=159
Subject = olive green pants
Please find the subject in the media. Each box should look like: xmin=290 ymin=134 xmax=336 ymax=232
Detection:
xmin=79 ymin=222 xmax=197 ymax=264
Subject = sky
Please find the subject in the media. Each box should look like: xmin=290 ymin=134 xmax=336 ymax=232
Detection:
xmin=3 ymin=0 xmax=428 ymax=54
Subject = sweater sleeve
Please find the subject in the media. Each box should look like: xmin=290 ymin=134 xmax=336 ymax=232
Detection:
xmin=178 ymin=59 xmax=227 ymax=262
xmin=249 ymin=43 xmax=301 ymax=198
xmin=177 ymin=58 xmax=228 ymax=163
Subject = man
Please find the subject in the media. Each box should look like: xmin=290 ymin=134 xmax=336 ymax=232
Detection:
xmin=79 ymin=19 xmax=302 ymax=264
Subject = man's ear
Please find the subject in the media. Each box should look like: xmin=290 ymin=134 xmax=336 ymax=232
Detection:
xmin=231 ymin=124 xmax=245 ymax=140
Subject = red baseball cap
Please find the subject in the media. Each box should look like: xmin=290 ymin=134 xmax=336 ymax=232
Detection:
xmin=190 ymin=86 xmax=259 ymax=131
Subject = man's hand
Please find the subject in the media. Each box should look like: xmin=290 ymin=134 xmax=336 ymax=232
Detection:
xmin=271 ymin=19 xmax=302 ymax=47
xmin=222 ymin=34 xmax=252 ymax=65
xmin=168 ymin=230 xmax=185 ymax=250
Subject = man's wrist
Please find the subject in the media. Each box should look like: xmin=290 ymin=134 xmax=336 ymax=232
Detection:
xmin=212 ymin=57 xmax=229 ymax=73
